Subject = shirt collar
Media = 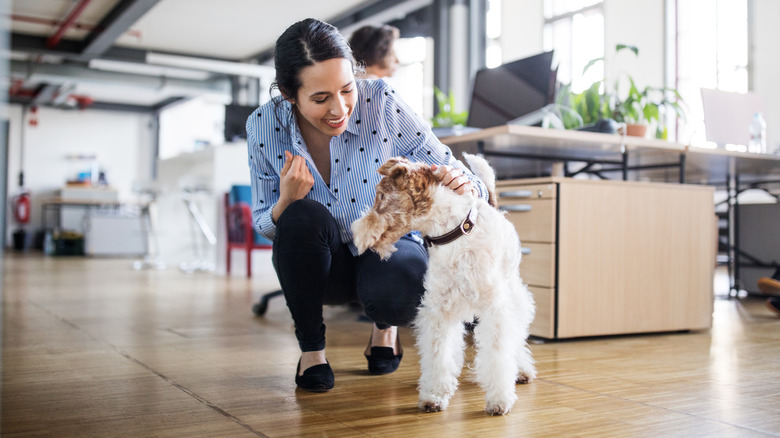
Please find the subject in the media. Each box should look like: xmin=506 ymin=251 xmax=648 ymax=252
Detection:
xmin=344 ymin=101 xmax=361 ymax=136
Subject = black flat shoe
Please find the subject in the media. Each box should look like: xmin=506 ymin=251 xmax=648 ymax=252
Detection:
xmin=295 ymin=359 xmax=334 ymax=392
xmin=365 ymin=333 xmax=403 ymax=375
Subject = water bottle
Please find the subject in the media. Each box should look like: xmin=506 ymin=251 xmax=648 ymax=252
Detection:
xmin=748 ymin=112 xmax=767 ymax=153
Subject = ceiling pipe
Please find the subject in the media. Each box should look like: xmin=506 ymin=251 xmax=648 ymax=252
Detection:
xmin=11 ymin=14 xmax=142 ymax=39
xmin=10 ymin=60 xmax=231 ymax=98
xmin=46 ymin=0 xmax=92 ymax=49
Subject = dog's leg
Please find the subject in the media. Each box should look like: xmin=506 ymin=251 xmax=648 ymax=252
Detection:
xmin=513 ymin=283 xmax=537 ymax=384
xmin=414 ymin=305 xmax=465 ymax=413
xmin=472 ymin=307 xmax=520 ymax=415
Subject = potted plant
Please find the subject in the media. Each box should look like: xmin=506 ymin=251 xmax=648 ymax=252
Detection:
xmin=432 ymin=87 xmax=468 ymax=128
xmin=556 ymin=81 xmax=613 ymax=131
xmin=609 ymin=45 xmax=687 ymax=138
xmin=558 ymin=44 xmax=687 ymax=139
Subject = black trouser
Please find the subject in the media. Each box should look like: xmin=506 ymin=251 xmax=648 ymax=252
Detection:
xmin=272 ymin=199 xmax=428 ymax=352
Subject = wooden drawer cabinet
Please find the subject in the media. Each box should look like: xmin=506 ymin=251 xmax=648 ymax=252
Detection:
xmin=497 ymin=177 xmax=715 ymax=340
xmin=528 ymin=286 xmax=555 ymax=339
xmin=500 ymin=200 xmax=556 ymax=243
xmin=519 ymin=242 xmax=554 ymax=288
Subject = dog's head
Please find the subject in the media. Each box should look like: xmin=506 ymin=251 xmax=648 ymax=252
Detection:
xmin=351 ymin=157 xmax=438 ymax=259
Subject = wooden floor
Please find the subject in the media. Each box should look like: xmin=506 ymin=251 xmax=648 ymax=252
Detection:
xmin=2 ymin=252 xmax=780 ymax=437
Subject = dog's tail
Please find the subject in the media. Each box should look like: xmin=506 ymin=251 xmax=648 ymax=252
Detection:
xmin=462 ymin=152 xmax=498 ymax=208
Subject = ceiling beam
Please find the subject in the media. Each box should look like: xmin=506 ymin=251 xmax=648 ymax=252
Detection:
xmin=31 ymin=84 xmax=62 ymax=106
xmin=12 ymin=32 xmax=147 ymax=63
xmin=79 ymin=0 xmax=163 ymax=61
xmin=8 ymin=95 xmax=155 ymax=113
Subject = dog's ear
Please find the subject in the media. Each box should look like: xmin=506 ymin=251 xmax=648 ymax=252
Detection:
xmin=378 ymin=157 xmax=411 ymax=178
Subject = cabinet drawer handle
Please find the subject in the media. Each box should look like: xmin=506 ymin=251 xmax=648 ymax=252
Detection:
xmin=499 ymin=190 xmax=533 ymax=198
xmin=521 ymin=247 xmax=531 ymax=255
xmin=500 ymin=205 xmax=532 ymax=212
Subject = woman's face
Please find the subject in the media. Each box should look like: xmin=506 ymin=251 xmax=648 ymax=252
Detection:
xmin=292 ymin=58 xmax=357 ymax=139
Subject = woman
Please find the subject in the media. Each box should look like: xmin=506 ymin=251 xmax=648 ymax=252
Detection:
xmin=246 ymin=18 xmax=487 ymax=392
xmin=349 ymin=24 xmax=400 ymax=79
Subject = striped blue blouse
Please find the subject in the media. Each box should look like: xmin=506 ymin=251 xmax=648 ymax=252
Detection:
xmin=245 ymin=78 xmax=487 ymax=255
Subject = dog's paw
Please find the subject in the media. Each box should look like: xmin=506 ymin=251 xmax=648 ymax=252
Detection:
xmin=516 ymin=369 xmax=537 ymax=384
xmin=374 ymin=242 xmax=398 ymax=260
xmin=420 ymin=401 xmax=443 ymax=413
xmin=418 ymin=395 xmax=449 ymax=413
xmin=484 ymin=389 xmax=517 ymax=416
xmin=350 ymin=217 xmax=376 ymax=255
xmin=485 ymin=401 xmax=512 ymax=416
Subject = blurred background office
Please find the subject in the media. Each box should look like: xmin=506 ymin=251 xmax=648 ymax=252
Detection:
xmin=1 ymin=0 xmax=778 ymax=269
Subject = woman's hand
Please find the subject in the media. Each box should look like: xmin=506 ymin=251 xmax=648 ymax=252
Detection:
xmin=273 ymin=151 xmax=314 ymax=222
xmin=431 ymin=164 xmax=475 ymax=196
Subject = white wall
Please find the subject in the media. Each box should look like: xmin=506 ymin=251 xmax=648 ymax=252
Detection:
xmin=603 ymin=1 xmax=665 ymax=94
xmin=499 ymin=0 xmax=665 ymax=89
xmin=500 ymin=0 xmax=544 ymax=63
xmin=752 ymin=0 xmax=780 ymax=152
xmin=154 ymin=144 xmax=251 ymax=269
xmin=4 ymin=104 xmax=155 ymax=245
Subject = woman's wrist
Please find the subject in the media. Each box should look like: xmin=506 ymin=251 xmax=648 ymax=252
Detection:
xmin=272 ymin=200 xmax=289 ymax=224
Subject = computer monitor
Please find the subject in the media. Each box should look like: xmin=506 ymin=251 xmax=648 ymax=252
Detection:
xmin=224 ymin=104 xmax=258 ymax=142
xmin=700 ymin=88 xmax=766 ymax=147
xmin=466 ymin=51 xmax=557 ymax=129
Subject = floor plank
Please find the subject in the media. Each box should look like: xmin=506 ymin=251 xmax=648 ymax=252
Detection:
xmin=2 ymin=253 xmax=780 ymax=437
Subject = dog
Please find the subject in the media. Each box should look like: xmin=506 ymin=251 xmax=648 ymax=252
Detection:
xmin=351 ymin=153 xmax=536 ymax=415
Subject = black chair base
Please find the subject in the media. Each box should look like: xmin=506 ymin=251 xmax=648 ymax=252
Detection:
xmin=252 ymin=290 xmax=283 ymax=316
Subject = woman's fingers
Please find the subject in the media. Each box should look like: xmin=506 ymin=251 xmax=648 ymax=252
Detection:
xmin=280 ymin=153 xmax=314 ymax=201
xmin=431 ymin=163 xmax=473 ymax=196
xmin=281 ymin=151 xmax=294 ymax=176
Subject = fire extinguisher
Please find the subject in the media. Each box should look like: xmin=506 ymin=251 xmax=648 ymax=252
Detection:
xmin=12 ymin=192 xmax=31 ymax=225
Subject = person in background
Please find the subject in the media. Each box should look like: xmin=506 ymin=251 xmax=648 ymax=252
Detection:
xmin=758 ymin=267 xmax=780 ymax=316
xmin=349 ymin=24 xmax=400 ymax=79
xmin=245 ymin=18 xmax=488 ymax=392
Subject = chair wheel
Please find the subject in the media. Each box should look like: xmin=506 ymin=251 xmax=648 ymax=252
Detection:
xmin=252 ymin=301 xmax=268 ymax=316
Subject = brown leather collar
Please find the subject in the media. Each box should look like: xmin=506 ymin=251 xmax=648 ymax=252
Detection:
xmin=423 ymin=207 xmax=478 ymax=248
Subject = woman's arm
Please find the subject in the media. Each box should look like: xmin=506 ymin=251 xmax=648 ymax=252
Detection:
xmin=379 ymin=82 xmax=488 ymax=199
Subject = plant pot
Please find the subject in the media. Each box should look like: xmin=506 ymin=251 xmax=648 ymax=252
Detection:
xmin=625 ymin=123 xmax=648 ymax=137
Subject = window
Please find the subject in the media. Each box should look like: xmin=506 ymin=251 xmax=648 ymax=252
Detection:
xmin=676 ymin=0 xmax=748 ymax=147
xmin=385 ymin=36 xmax=431 ymax=121
xmin=543 ymin=0 xmax=604 ymax=93
xmin=486 ymin=0 xmax=502 ymax=68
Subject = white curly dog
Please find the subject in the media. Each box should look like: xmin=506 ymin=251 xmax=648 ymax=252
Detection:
xmin=351 ymin=153 xmax=536 ymax=415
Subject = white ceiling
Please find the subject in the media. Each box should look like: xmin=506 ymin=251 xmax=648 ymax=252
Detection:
xmin=11 ymin=0 xmax=375 ymax=59
xmin=8 ymin=0 xmax=404 ymax=109
xmin=112 ymin=0 xmax=374 ymax=60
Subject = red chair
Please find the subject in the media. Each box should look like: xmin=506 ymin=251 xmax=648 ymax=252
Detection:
xmin=224 ymin=192 xmax=272 ymax=277
xmin=224 ymin=192 xmax=282 ymax=316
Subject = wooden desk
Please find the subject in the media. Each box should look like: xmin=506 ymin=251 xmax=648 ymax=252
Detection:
xmin=497 ymin=177 xmax=715 ymax=339
xmin=42 ymin=198 xmax=122 ymax=231
xmin=442 ymin=126 xmax=780 ymax=297
xmin=442 ymin=125 xmax=688 ymax=181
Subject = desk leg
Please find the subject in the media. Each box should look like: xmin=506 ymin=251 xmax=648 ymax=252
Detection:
xmin=734 ymin=170 xmax=742 ymax=297
xmin=679 ymin=153 xmax=686 ymax=183
xmin=726 ymin=157 xmax=737 ymax=298
xmin=622 ymin=150 xmax=628 ymax=180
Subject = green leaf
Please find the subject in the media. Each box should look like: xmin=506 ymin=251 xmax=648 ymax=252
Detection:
xmin=616 ymin=44 xmax=639 ymax=56
xmin=582 ymin=57 xmax=604 ymax=76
